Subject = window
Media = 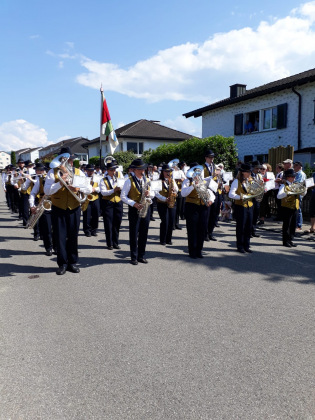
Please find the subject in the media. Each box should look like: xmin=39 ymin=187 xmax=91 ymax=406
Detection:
xmin=126 ymin=142 xmax=144 ymax=155
xmin=262 ymin=107 xmax=277 ymax=130
xmin=244 ymin=110 xmax=259 ymax=133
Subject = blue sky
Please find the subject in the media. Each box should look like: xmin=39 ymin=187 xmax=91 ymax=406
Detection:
xmin=0 ymin=0 xmax=314 ymax=152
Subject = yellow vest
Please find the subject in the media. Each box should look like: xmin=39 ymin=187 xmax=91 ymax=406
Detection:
xmin=234 ymin=180 xmax=253 ymax=208
xmin=20 ymin=180 xmax=34 ymax=195
xmin=281 ymin=185 xmax=299 ymax=210
xmin=102 ymin=177 xmax=121 ymax=203
xmin=51 ymin=167 xmax=81 ymax=210
xmin=128 ymin=175 xmax=149 ymax=203
xmin=185 ymin=180 xmax=204 ymax=206
xmin=213 ymin=175 xmax=222 ymax=195
xmin=203 ymin=164 xmax=211 ymax=178
xmin=156 ymin=180 xmax=170 ymax=203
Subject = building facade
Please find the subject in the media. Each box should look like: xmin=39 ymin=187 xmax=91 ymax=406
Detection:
xmin=0 ymin=151 xmax=11 ymax=169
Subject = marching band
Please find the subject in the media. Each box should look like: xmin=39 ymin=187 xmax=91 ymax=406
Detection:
xmin=1 ymin=147 xmax=313 ymax=274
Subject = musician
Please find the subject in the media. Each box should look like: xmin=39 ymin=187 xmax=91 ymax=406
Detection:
xmin=203 ymin=150 xmax=216 ymax=178
xmin=277 ymin=168 xmax=306 ymax=248
xmin=181 ymin=162 xmax=215 ymax=259
xmin=99 ymin=161 xmax=123 ymax=249
xmin=229 ymin=163 xmax=254 ymax=253
xmin=82 ymin=164 xmax=100 ymax=237
xmin=156 ymin=164 xmax=178 ymax=245
xmin=250 ymin=161 xmax=263 ymax=238
xmin=3 ymin=165 xmax=13 ymax=210
xmin=44 ymin=147 xmax=92 ymax=275
xmin=29 ymin=163 xmax=53 ymax=255
xmin=121 ymin=158 xmax=154 ymax=265
xmin=206 ymin=165 xmax=224 ymax=241
xmin=146 ymin=163 xmax=156 ymax=221
xmin=173 ymin=161 xmax=186 ymax=229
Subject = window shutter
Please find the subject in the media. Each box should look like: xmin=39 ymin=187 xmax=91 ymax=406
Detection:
xmin=234 ymin=114 xmax=243 ymax=135
xmin=277 ymin=103 xmax=287 ymax=129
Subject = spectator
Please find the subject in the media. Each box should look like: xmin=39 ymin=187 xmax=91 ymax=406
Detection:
xmin=305 ymin=166 xmax=315 ymax=233
xmin=293 ymin=161 xmax=306 ymax=231
xmin=244 ymin=119 xmax=253 ymax=134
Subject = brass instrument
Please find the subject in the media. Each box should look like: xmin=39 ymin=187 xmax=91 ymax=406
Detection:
xmin=104 ymin=155 xmax=115 ymax=166
xmin=167 ymin=177 xmax=177 ymax=208
xmin=285 ymin=181 xmax=307 ymax=195
xmin=138 ymin=177 xmax=152 ymax=218
xmin=26 ymin=195 xmax=52 ymax=229
xmin=241 ymin=178 xmax=265 ymax=202
xmin=50 ymin=153 xmax=88 ymax=204
xmin=186 ymin=165 xmax=212 ymax=205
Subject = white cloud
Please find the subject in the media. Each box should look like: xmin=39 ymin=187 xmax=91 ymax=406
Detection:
xmin=163 ymin=116 xmax=201 ymax=138
xmin=29 ymin=34 xmax=39 ymax=39
xmin=74 ymin=1 xmax=315 ymax=103
xmin=0 ymin=120 xmax=49 ymax=151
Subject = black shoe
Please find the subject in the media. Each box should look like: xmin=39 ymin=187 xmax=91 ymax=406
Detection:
xmin=209 ymin=235 xmax=217 ymax=241
xmin=204 ymin=237 xmax=210 ymax=242
xmin=237 ymin=248 xmax=246 ymax=253
xmin=252 ymin=233 xmax=260 ymax=238
xmin=107 ymin=246 xmax=113 ymax=250
xmin=283 ymin=243 xmax=292 ymax=248
xmin=67 ymin=264 xmax=80 ymax=273
xmin=189 ymin=255 xmax=197 ymax=259
xmin=245 ymin=249 xmax=253 ymax=253
xmin=166 ymin=241 xmax=172 ymax=245
xmin=160 ymin=242 xmax=166 ymax=246
xmin=34 ymin=236 xmax=40 ymax=241
xmin=45 ymin=249 xmax=53 ymax=256
xmin=85 ymin=232 xmax=92 ymax=237
xmin=289 ymin=242 xmax=297 ymax=247
xmin=91 ymin=232 xmax=98 ymax=237
xmin=113 ymin=245 xmax=121 ymax=249
xmin=175 ymin=225 xmax=182 ymax=230
xmin=197 ymin=254 xmax=204 ymax=258
xmin=150 ymin=217 xmax=155 ymax=221
xmin=130 ymin=259 xmax=138 ymax=265
xmin=138 ymin=258 xmax=148 ymax=264
xmin=257 ymin=220 xmax=264 ymax=225
xmin=56 ymin=265 xmax=67 ymax=275
xmin=215 ymin=224 xmax=220 ymax=228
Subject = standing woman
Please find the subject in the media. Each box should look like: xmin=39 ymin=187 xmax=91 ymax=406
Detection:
xmin=155 ymin=164 xmax=178 ymax=245
xmin=229 ymin=163 xmax=254 ymax=253
xmin=181 ymin=163 xmax=215 ymax=259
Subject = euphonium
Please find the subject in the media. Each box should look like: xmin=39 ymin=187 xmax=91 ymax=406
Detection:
xmin=26 ymin=195 xmax=52 ymax=229
xmin=50 ymin=153 xmax=88 ymax=204
xmin=186 ymin=165 xmax=212 ymax=205
xmin=138 ymin=177 xmax=152 ymax=218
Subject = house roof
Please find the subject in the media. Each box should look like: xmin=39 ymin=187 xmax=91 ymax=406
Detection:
xmin=39 ymin=137 xmax=89 ymax=160
xmin=183 ymin=67 xmax=315 ymax=118
xmin=85 ymin=119 xmax=194 ymax=146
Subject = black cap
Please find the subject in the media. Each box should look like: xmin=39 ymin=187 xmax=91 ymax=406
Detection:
xmin=106 ymin=162 xmax=118 ymax=170
xmin=205 ymin=149 xmax=215 ymax=157
xmin=17 ymin=158 xmax=25 ymax=163
xmin=251 ymin=160 xmax=262 ymax=168
xmin=240 ymin=163 xmax=251 ymax=173
xmin=35 ymin=163 xmax=45 ymax=170
xmin=130 ymin=159 xmax=147 ymax=169
xmin=293 ymin=161 xmax=303 ymax=167
xmin=179 ymin=161 xmax=185 ymax=167
xmin=85 ymin=164 xmax=95 ymax=171
xmin=161 ymin=164 xmax=171 ymax=171
xmin=284 ymin=169 xmax=296 ymax=178
xmin=60 ymin=146 xmax=72 ymax=155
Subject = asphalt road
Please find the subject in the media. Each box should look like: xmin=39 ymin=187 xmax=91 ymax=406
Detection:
xmin=0 ymin=188 xmax=314 ymax=420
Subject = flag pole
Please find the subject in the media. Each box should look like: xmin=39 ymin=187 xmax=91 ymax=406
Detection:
xmin=100 ymin=85 xmax=103 ymax=170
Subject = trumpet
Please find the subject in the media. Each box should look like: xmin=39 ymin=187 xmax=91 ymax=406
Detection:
xmin=50 ymin=153 xmax=88 ymax=204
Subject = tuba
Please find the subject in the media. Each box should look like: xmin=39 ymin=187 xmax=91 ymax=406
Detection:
xmin=186 ymin=165 xmax=212 ymax=205
xmin=50 ymin=153 xmax=88 ymax=204
xmin=26 ymin=195 xmax=52 ymax=229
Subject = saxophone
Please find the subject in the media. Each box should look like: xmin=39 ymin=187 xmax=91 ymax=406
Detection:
xmin=167 ymin=177 xmax=177 ymax=208
xmin=138 ymin=177 xmax=152 ymax=218
xmin=26 ymin=195 xmax=52 ymax=229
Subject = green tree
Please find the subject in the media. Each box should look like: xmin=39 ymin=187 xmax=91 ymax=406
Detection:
xmin=11 ymin=151 xmax=16 ymax=165
xmin=113 ymin=150 xmax=137 ymax=172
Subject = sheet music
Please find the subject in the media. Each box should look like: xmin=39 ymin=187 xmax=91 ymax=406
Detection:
xmin=116 ymin=178 xmax=126 ymax=189
xmin=72 ymin=175 xmax=91 ymax=188
xmin=305 ymin=177 xmax=315 ymax=188
xmin=209 ymin=178 xmax=218 ymax=193
xmin=265 ymin=179 xmax=275 ymax=191
xmin=223 ymin=172 xmax=233 ymax=182
xmin=266 ymin=171 xmax=275 ymax=180
xmin=150 ymin=180 xmax=163 ymax=192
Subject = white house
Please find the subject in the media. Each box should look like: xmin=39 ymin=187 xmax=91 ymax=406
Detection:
xmin=0 ymin=151 xmax=11 ymax=169
xmin=84 ymin=119 xmax=194 ymax=161
xmin=183 ymin=68 xmax=315 ymax=165
xmin=39 ymin=137 xmax=89 ymax=162
xmin=20 ymin=147 xmax=42 ymax=163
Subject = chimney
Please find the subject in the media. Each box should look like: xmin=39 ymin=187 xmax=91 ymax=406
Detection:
xmin=230 ymin=84 xmax=246 ymax=99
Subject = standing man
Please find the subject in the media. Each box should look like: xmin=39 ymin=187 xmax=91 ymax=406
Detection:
xmin=173 ymin=161 xmax=186 ymax=229
xmin=82 ymin=164 xmax=100 ymax=237
xmin=293 ymin=161 xmax=306 ymax=231
xmin=99 ymin=161 xmax=123 ymax=250
xmin=250 ymin=161 xmax=263 ymax=238
xmin=121 ymin=159 xmax=153 ymax=265
xmin=44 ymin=147 xmax=92 ymax=275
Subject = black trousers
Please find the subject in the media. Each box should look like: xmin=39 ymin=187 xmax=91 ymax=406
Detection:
xmin=128 ymin=206 xmax=150 ymax=260
xmin=252 ymin=199 xmax=260 ymax=234
xmin=5 ymin=186 xmax=11 ymax=209
xmin=51 ymin=205 xmax=81 ymax=267
xmin=185 ymin=202 xmax=208 ymax=258
xmin=175 ymin=193 xmax=184 ymax=226
xmin=101 ymin=200 xmax=123 ymax=247
xmin=13 ymin=188 xmax=20 ymax=214
xmin=282 ymin=207 xmax=297 ymax=245
xmin=207 ymin=194 xmax=219 ymax=238
xmin=39 ymin=210 xmax=53 ymax=251
xmin=83 ymin=199 xmax=100 ymax=235
xmin=20 ymin=193 xmax=30 ymax=226
xmin=157 ymin=202 xmax=175 ymax=243
xmin=234 ymin=204 xmax=253 ymax=251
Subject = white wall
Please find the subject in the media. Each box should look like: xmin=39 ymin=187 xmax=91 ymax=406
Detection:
xmin=202 ymin=83 xmax=315 ymax=161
